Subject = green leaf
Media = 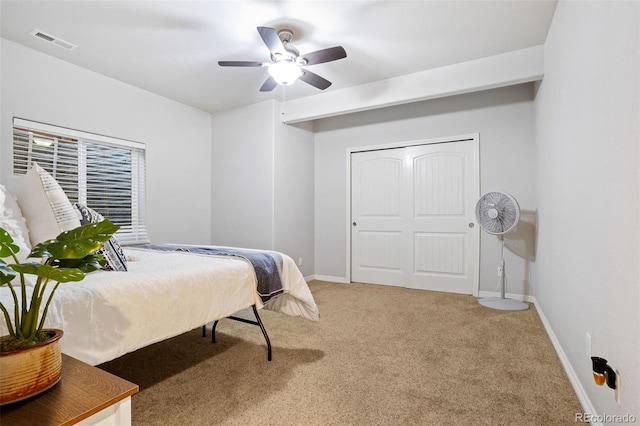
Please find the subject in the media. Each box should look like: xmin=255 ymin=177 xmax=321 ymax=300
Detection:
xmin=53 ymin=253 xmax=106 ymax=273
xmin=0 ymin=263 xmax=17 ymax=285
xmin=0 ymin=228 xmax=15 ymax=245
xmin=31 ymin=219 xmax=119 ymax=260
xmin=11 ymin=263 xmax=85 ymax=283
xmin=0 ymin=228 xmax=20 ymax=258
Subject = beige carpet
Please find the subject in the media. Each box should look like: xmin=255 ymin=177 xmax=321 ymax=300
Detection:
xmin=98 ymin=281 xmax=582 ymax=425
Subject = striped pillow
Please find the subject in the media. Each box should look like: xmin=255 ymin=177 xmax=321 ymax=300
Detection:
xmin=15 ymin=162 xmax=81 ymax=246
xmin=74 ymin=204 xmax=128 ymax=272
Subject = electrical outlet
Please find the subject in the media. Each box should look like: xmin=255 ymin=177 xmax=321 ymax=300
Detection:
xmin=615 ymin=370 xmax=621 ymax=405
xmin=585 ymin=333 xmax=591 ymax=357
xmin=298 ymin=257 xmax=303 ymax=267
xmin=497 ymin=266 xmax=503 ymax=277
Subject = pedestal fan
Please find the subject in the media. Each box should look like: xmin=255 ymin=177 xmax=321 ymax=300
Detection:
xmin=475 ymin=191 xmax=529 ymax=311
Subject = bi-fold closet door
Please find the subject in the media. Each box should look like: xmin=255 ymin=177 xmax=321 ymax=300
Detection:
xmin=350 ymin=138 xmax=479 ymax=295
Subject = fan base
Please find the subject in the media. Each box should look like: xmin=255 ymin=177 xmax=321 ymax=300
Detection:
xmin=479 ymin=297 xmax=529 ymax=311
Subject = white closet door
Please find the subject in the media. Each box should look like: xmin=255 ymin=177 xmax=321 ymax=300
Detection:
xmin=350 ymin=149 xmax=409 ymax=287
xmin=404 ymin=142 xmax=478 ymax=293
xmin=351 ymin=139 xmax=478 ymax=294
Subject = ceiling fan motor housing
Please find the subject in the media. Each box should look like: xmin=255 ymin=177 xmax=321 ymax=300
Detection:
xmin=277 ymin=29 xmax=294 ymax=44
xmin=272 ymin=29 xmax=300 ymax=62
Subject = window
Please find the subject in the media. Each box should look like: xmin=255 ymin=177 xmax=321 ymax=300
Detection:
xmin=12 ymin=118 xmax=148 ymax=245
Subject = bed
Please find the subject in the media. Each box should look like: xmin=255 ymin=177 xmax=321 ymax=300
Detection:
xmin=0 ymin=166 xmax=318 ymax=366
xmin=0 ymin=245 xmax=318 ymax=365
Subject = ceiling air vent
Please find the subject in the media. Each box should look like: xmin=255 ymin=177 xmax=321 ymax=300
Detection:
xmin=29 ymin=29 xmax=77 ymax=51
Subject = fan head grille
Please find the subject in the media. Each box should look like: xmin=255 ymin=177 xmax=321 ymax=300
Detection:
xmin=475 ymin=191 xmax=520 ymax=235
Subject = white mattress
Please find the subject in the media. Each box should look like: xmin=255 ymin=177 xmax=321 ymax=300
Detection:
xmin=0 ymin=247 xmax=318 ymax=365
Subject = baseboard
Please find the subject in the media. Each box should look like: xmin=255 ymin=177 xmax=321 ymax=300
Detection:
xmin=477 ymin=291 xmax=535 ymax=303
xmin=532 ymin=297 xmax=600 ymax=425
xmin=307 ymin=275 xmax=349 ymax=283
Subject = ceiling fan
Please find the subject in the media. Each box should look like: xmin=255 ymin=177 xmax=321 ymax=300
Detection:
xmin=218 ymin=26 xmax=347 ymax=92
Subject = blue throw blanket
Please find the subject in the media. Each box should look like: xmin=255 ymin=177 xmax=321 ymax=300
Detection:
xmin=135 ymin=245 xmax=284 ymax=303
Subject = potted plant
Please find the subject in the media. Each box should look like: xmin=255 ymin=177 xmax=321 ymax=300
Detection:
xmin=0 ymin=219 xmax=118 ymax=405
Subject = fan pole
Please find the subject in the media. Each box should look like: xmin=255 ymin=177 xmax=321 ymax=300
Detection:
xmin=499 ymin=237 xmax=506 ymax=299
xmin=479 ymin=237 xmax=529 ymax=311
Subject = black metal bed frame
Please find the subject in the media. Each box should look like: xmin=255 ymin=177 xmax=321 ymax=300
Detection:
xmin=201 ymin=304 xmax=272 ymax=361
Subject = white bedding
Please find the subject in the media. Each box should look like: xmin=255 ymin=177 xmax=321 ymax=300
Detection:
xmin=0 ymin=247 xmax=318 ymax=366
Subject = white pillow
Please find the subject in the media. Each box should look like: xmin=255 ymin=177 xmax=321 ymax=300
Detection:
xmin=15 ymin=162 xmax=81 ymax=246
xmin=1 ymin=185 xmax=35 ymax=285
xmin=1 ymin=184 xmax=31 ymax=262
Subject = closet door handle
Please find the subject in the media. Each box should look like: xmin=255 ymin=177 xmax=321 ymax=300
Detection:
xmin=352 ymin=222 xmax=357 ymax=227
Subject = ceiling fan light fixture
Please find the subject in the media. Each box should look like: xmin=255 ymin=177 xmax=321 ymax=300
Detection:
xmin=219 ymin=26 xmax=346 ymax=92
xmin=268 ymin=60 xmax=303 ymax=86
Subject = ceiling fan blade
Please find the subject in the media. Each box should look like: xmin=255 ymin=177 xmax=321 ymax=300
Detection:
xmin=259 ymin=76 xmax=278 ymax=92
xmin=302 ymin=46 xmax=347 ymax=65
xmin=257 ymin=26 xmax=285 ymax=55
xmin=300 ymin=70 xmax=332 ymax=90
xmin=218 ymin=61 xmax=264 ymax=67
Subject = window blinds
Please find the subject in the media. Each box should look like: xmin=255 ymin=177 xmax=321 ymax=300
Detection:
xmin=12 ymin=118 xmax=149 ymax=245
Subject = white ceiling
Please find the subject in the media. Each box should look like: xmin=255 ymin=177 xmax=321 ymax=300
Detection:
xmin=0 ymin=1 xmax=557 ymax=115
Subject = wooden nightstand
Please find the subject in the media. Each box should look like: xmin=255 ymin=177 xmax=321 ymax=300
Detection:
xmin=0 ymin=354 xmax=138 ymax=426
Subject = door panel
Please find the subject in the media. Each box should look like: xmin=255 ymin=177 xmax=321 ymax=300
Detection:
xmin=414 ymin=232 xmax=466 ymax=275
xmin=351 ymin=139 xmax=478 ymax=294
xmin=414 ymin=153 xmax=465 ymax=216
xmin=359 ymin=231 xmax=402 ymax=269
xmin=406 ymin=143 xmax=476 ymax=293
xmin=358 ymin=158 xmax=403 ymax=216
xmin=351 ymin=150 xmax=407 ymax=286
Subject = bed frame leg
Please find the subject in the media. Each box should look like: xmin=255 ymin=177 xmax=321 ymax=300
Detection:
xmin=251 ymin=305 xmax=272 ymax=362
xmin=201 ymin=321 xmax=219 ymax=343
xmin=207 ymin=305 xmax=272 ymax=361
xmin=211 ymin=320 xmax=219 ymax=343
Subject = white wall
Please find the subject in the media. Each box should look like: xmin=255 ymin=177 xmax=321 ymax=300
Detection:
xmin=210 ymin=101 xmax=275 ymax=250
xmin=0 ymin=38 xmax=213 ymax=245
xmin=210 ymin=101 xmax=315 ymax=276
xmin=274 ymin=119 xmax=315 ymax=276
xmin=535 ymin=0 xmax=639 ymax=418
xmin=313 ymin=84 xmax=537 ymax=296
